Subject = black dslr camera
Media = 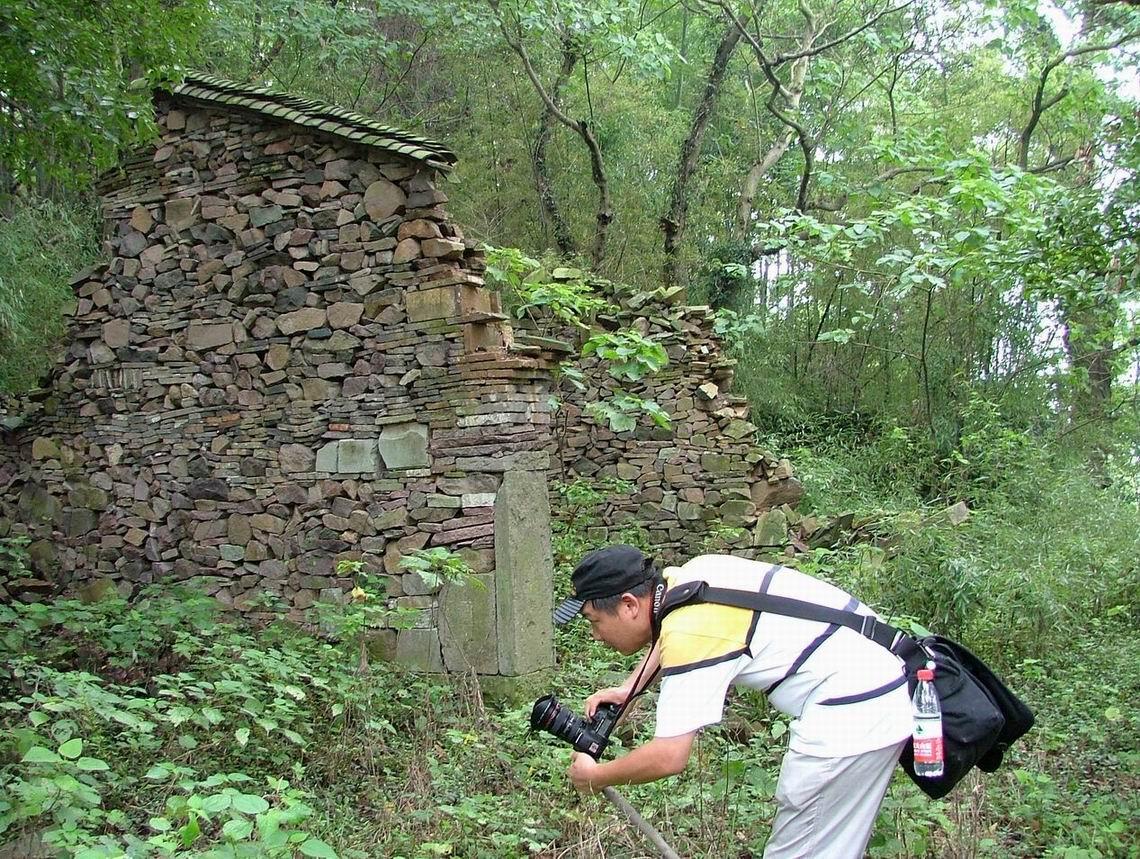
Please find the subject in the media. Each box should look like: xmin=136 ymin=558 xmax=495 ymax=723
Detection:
xmin=530 ymin=694 xmax=621 ymax=760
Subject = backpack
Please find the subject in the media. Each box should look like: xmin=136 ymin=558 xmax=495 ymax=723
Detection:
xmin=656 ymin=580 xmax=1035 ymax=799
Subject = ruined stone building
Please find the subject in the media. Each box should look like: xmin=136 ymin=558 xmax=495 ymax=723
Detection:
xmin=0 ymin=75 xmax=804 ymax=676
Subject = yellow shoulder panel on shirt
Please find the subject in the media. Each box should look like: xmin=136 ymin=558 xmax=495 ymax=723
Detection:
xmin=659 ymin=602 xmax=755 ymax=672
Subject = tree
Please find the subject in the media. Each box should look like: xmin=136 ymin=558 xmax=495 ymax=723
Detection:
xmin=0 ymin=0 xmax=208 ymax=202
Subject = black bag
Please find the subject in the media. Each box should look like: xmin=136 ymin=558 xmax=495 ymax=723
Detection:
xmin=657 ymin=581 xmax=1035 ymax=799
xmin=891 ymin=634 xmax=1033 ymax=797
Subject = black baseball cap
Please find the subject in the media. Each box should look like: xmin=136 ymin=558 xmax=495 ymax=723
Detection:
xmin=553 ymin=545 xmax=654 ymax=625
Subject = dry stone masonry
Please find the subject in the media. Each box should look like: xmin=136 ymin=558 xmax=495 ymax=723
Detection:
xmin=518 ymin=271 xmax=806 ymax=561
xmin=0 ymin=75 xmax=557 ymax=676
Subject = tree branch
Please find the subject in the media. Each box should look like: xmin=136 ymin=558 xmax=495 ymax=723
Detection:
xmin=1018 ymin=30 xmax=1140 ymax=168
xmin=771 ymin=1 xmax=913 ymax=65
xmin=497 ymin=11 xmax=613 ymax=264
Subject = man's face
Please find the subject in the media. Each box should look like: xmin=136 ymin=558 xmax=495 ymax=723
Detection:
xmin=581 ymin=595 xmax=648 ymax=655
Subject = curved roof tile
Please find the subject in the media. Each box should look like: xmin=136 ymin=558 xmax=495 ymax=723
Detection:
xmin=164 ymin=73 xmax=457 ymax=171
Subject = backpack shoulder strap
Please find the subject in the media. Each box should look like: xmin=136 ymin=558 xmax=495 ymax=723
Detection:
xmin=656 ymin=579 xmax=908 ymax=654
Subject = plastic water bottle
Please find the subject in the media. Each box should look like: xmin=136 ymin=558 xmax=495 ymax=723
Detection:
xmin=912 ymin=664 xmax=944 ymax=778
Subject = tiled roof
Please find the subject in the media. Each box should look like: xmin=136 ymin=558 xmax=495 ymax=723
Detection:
xmin=164 ymin=73 xmax=457 ymax=171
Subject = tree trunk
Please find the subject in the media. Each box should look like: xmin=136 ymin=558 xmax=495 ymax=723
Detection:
xmin=735 ymin=38 xmax=814 ymax=236
xmin=1060 ymin=275 xmax=1120 ymax=485
xmin=661 ymin=24 xmax=742 ymax=289
xmin=533 ymin=41 xmax=578 ymax=256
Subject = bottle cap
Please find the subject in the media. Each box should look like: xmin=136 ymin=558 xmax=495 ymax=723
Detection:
xmin=917 ymin=668 xmax=934 ymax=681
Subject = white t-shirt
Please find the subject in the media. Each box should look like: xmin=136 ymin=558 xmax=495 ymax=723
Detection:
xmin=654 ymin=555 xmax=913 ymax=757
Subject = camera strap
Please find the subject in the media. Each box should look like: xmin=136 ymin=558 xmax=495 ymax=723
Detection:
xmin=614 ymin=639 xmax=661 ymax=722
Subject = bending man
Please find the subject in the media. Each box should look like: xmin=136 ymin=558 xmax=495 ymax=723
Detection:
xmin=554 ymin=545 xmax=911 ymax=859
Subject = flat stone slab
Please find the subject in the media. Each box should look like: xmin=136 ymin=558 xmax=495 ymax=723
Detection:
xmin=378 ymin=422 xmax=429 ymax=469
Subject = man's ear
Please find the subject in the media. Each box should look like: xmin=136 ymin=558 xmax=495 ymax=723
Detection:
xmin=620 ymin=592 xmax=642 ymax=616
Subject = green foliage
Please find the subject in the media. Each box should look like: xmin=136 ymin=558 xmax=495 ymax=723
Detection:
xmin=0 ymin=535 xmax=33 ymax=582
xmin=0 ymin=0 xmax=207 ymax=193
xmin=0 ymin=589 xmax=345 ymax=856
xmin=397 ymin=547 xmax=479 ymax=591
xmin=581 ymin=330 xmax=667 ymax=382
xmin=483 ymin=246 xmax=613 ymax=332
xmin=0 ymin=198 xmax=98 ymax=392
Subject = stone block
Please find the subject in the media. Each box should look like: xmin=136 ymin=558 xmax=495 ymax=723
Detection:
xmin=220 ymin=544 xmax=246 ymax=562
xmin=63 ymin=508 xmax=98 ymax=537
xmin=405 ymin=287 xmax=457 ymax=322
xmin=279 ymin=444 xmax=315 ymax=473
xmin=265 ymin=343 xmax=291 ymax=370
xmin=700 ymin=453 xmax=732 ymax=473
xmin=277 ymin=308 xmax=327 ymax=335
xmin=316 ymin=442 xmax=339 ymax=472
xmin=422 ymin=238 xmax=465 ymax=259
xmin=77 ymin=577 xmax=117 ymax=604
xmin=440 ymin=573 xmax=498 ymax=673
xmin=378 ymin=422 xmax=429 ymax=470
xmin=165 ymin=198 xmax=196 ymax=230
xmin=494 ymin=470 xmax=554 ymax=675
xmin=68 ymin=484 xmax=109 ymax=510
xmin=724 ymin=419 xmax=758 ymax=440
xmin=461 ymin=493 xmax=496 ymax=508
xmin=751 ymin=476 xmax=804 ymax=511
xmin=129 ymin=206 xmax=154 ymax=233
xmin=397 ymin=219 xmax=442 ymax=240
xmin=392 ymin=238 xmax=421 ymax=264
xmin=395 ymin=628 xmax=444 ymax=672
xmin=249 ymin=204 xmax=284 ymax=227
xmin=187 ymin=321 xmax=234 ymax=351
xmin=327 ymin=302 xmax=364 ymax=329
xmin=363 ymin=179 xmax=405 ymax=221
xmin=718 ymin=499 xmax=757 ymax=526
xmin=437 ymin=475 xmax=500 ymax=495
xmin=374 ymin=508 xmax=408 ymax=530
xmin=676 ymin=501 xmax=703 ymax=521
xmin=31 ymin=438 xmax=61 ymax=460
xmin=755 ymin=509 xmax=789 ymax=548
xmin=103 ymin=318 xmax=131 ymax=349
xmin=365 ymin=629 xmax=398 ymax=662
xmin=338 ymin=439 xmax=379 ymax=474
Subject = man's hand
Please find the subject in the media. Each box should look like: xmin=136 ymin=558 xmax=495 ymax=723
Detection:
xmin=568 ymin=752 xmax=604 ymax=793
xmin=584 ymin=686 xmax=629 ymax=718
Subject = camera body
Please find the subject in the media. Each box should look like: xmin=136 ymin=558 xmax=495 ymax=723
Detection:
xmin=530 ymin=694 xmax=621 ymax=760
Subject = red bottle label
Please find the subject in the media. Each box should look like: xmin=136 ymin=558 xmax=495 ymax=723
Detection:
xmin=913 ymin=735 xmax=943 ymax=764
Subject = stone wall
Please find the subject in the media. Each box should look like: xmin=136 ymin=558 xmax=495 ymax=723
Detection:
xmin=526 ymin=272 xmax=805 ymax=562
xmin=0 ymin=87 xmax=556 ymax=676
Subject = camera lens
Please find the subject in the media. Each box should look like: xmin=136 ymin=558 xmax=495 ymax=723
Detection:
xmin=530 ymin=695 xmax=586 ymax=742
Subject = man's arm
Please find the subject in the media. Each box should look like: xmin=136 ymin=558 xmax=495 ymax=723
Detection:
xmin=568 ymin=732 xmax=695 ymax=792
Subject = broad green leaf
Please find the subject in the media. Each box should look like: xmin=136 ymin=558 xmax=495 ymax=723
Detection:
xmin=222 ymin=818 xmax=255 ymax=841
xmin=76 ymin=757 xmax=110 ymax=771
xmin=145 ymin=764 xmax=172 ymax=780
xmin=300 ymin=837 xmax=339 ymax=858
xmin=58 ymin=738 xmax=83 ymax=759
xmin=180 ymin=815 xmax=201 ymax=847
xmin=198 ymin=793 xmax=232 ymax=815
xmin=21 ymin=746 xmax=60 ymax=764
xmin=235 ymin=727 xmax=250 ymax=747
xmin=232 ymin=793 xmax=270 ymax=815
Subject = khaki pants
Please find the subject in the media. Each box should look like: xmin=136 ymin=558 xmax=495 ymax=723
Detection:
xmin=763 ymin=740 xmax=906 ymax=859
